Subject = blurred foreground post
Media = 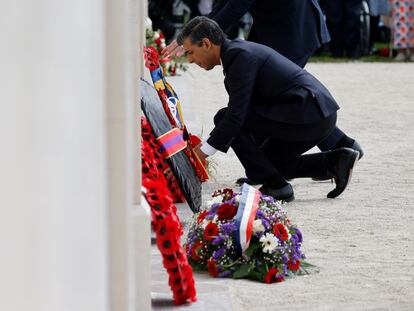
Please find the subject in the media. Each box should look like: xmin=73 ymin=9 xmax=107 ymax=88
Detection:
xmin=0 ymin=0 xmax=149 ymax=310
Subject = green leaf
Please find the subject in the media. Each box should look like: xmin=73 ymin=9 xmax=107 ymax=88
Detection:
xmin=297 ymin=261 xmax=320 ymax=275
xmin=233 ymin=263 xmax=253 ymax=278
xmin=245 ymin=243 xmax=259 ymax=258
xmin=256 ymin=264 xmax=267 ymax=274
xmin=248 ymin=269 xmax=264 ymax=282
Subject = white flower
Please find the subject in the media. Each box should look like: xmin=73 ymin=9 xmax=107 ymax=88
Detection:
xmin=259 ymin=233 xmax=278 ymax=254
xmin=153 ymin=32 xmax=160 ymax=40
xmin=252 ymin=219 xmax=265 ymax=234
xmin=234 ymin=194 xmax=241 ymax=203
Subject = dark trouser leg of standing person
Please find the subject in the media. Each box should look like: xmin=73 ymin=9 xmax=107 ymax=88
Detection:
xmin=344 ymin=0 xmax=363 ymax=58
xmin=320 ymin=0 xmax=345 ymax=57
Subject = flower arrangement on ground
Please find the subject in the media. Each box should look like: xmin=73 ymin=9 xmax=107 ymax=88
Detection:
xmin=185 ymin=184 xmax=311 ymax=283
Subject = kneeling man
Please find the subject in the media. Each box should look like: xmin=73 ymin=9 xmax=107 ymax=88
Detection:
xmin=178 ymin=17 xmax=359 ymax=201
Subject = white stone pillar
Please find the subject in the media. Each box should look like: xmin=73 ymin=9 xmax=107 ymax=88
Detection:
xmin=0 ymin=1 xmax=108 ymax=310
xmin=0 ymin=0 xmax=149 ymax=310
xmin=106 ymin=0 xmax=150 ymax=310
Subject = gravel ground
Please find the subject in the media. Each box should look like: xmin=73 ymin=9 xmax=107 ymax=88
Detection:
xmin=152 ymin=62 xmax=414 ymax=311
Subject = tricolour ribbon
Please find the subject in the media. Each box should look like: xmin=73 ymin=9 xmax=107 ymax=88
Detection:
xmin=156 ymin=127 xmax=187 ymax=158
xmin=234 ymin=183 xmax=261 ymax=255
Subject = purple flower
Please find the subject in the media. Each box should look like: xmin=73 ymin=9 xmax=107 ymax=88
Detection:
xmin=218 ymin=270 xmax=233 ymax=278
xmin=281 ymin=254 xmax=289 ymax=264
xmin=205 ymin=213 xmax=215 ymax=221
xmin=221 ymin=223 xmax=236 ymax=235
xmin=261 ymin=195 xmax=274 ymax=203
xmin=256 ymin=210 xmax=266 ymax=218
xmin=213 ymin=246 xmax=226 ymax=261
xmin=261 ymin=218 xmax=272 ymax=230
xmin=190 ymin=234 xmax=199 ymax=243
xmin=225 ymin=197 xmax=237 ymax=205
xmin=212 ymin=235 xmax=226 ymax=245
xmin=292 ymin=227 xmax=303 ymax=243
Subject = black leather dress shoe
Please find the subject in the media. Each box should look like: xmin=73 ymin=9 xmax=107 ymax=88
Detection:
xmin=235 ymin=177 xmax=260 ymax=186
xmin=327 ymin=147 xmax=359 ymax=198
xmin=312 ymin=140 xmax=364 ymax=182
xmin=259 ymin=183 xmax=295 ymax=202
xmin=351 ymin=140 xmax=364 ymax=160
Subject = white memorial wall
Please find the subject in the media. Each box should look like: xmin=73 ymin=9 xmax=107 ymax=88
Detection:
xmin=0 ymin=0 xmax=149 ymax=310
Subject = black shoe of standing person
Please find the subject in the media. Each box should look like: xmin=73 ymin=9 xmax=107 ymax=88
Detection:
xmin=327 ymin=148 xmax=360 ymax=199
xmin=312 ymin=140 xmax=364 ymax=181
xmin=259 ymin=183 xmax=295 ymax=202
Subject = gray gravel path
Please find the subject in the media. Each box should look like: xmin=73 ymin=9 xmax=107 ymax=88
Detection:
xmin=152 ymin=62 xmax=414 ymax=310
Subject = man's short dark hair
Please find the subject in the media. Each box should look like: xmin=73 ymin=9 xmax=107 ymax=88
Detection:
xmin=176 ymin=16 xmax=225 ymax=46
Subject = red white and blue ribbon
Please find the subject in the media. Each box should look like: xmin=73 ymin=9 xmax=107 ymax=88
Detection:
xmin=234 ymin=183 xmax=261 ymax=254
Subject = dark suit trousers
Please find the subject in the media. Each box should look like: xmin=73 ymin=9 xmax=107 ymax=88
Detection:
xmin=320 ymin=0 xmax=362 ymax=54
xmin=295 ymin=53 xmax=346 ymax=152
xmin=213 ymin=108 xmax=337 ymax=186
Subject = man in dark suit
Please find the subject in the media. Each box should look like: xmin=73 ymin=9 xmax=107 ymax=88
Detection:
xmin=177 ymin=17 xmax=360 ymax=201
xmin=164 ymin=0 xmax=363 ymax=184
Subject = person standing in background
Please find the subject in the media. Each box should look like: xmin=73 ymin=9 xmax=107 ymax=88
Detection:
xmin=391 ymin=0 xmax=414 ymax=61
xmin=319 ymin=0 xmax=363 ymax=58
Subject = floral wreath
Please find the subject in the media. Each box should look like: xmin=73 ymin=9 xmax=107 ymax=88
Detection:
xmin=142 ymin=117 xmax=196 ymax=304
xmin=186 ymin=185 xmax=317 ymax=283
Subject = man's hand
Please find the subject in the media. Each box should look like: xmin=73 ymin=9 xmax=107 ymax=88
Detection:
xmin=161 ymin=39 xmax=186 ymax=58
xmin=194 ymin=144 xmax=208 ymax=163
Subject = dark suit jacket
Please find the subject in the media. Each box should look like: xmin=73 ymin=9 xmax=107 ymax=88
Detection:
xmin=209 ymin=0 xmax=330 ymax=64
xmin=207 ymin=39 xmax=339 ymax=153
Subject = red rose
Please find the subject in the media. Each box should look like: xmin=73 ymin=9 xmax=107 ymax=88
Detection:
xmin=288 ymin=259 xmax=301 ymax=271
xmin=207 ymin=259 xmax=218 ymax=277
xmin=197 ymin=210 xmax=209 ymax=224
xmin=191 ymin=241 xmax=203 ymax=261
xmin=273 ymin=223 xmax=289 ymax=241
xmin=265 ymin=267 xmax=284 ymax=283
xmin=217 ymin=203 xmax=238 ymax=221
xmin=265 ymin=267 xmax=278 ymax=284
xmin=203 ymin=222 xmax=219 ymax=241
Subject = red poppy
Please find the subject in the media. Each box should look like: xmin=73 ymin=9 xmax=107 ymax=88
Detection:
xmin=288 ymin=259 xmax=301 ymax=271
xmin=204 ymin=222 xmax=219 ymax=241
xmin=275 ymin=276 xmax=284 ymax=283
xmin=163 ymin=253 xmax=178 ymax=269
xmin=265 ymin=267 xmax=278 ymax=284
xmin=207 ymin=259 xmax=218 ymax=277
xmin=197 ymin=210 xmax=209 ymax=224
xmin=273 ymin=223 xmax=289 ymax=241
xmin=217 ymin=203 xmax=238 ymax=221
xmin=157 ymin=233 xmax=177 ymax=255
xmin=191 ymin=241 xmax=203 ymax=261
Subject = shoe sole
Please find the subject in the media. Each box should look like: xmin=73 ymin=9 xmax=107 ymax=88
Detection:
xmin=283 ymin=194 xmax=295 ymax=203
xmin=327 ymin=150 xmax=359 ymax=198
